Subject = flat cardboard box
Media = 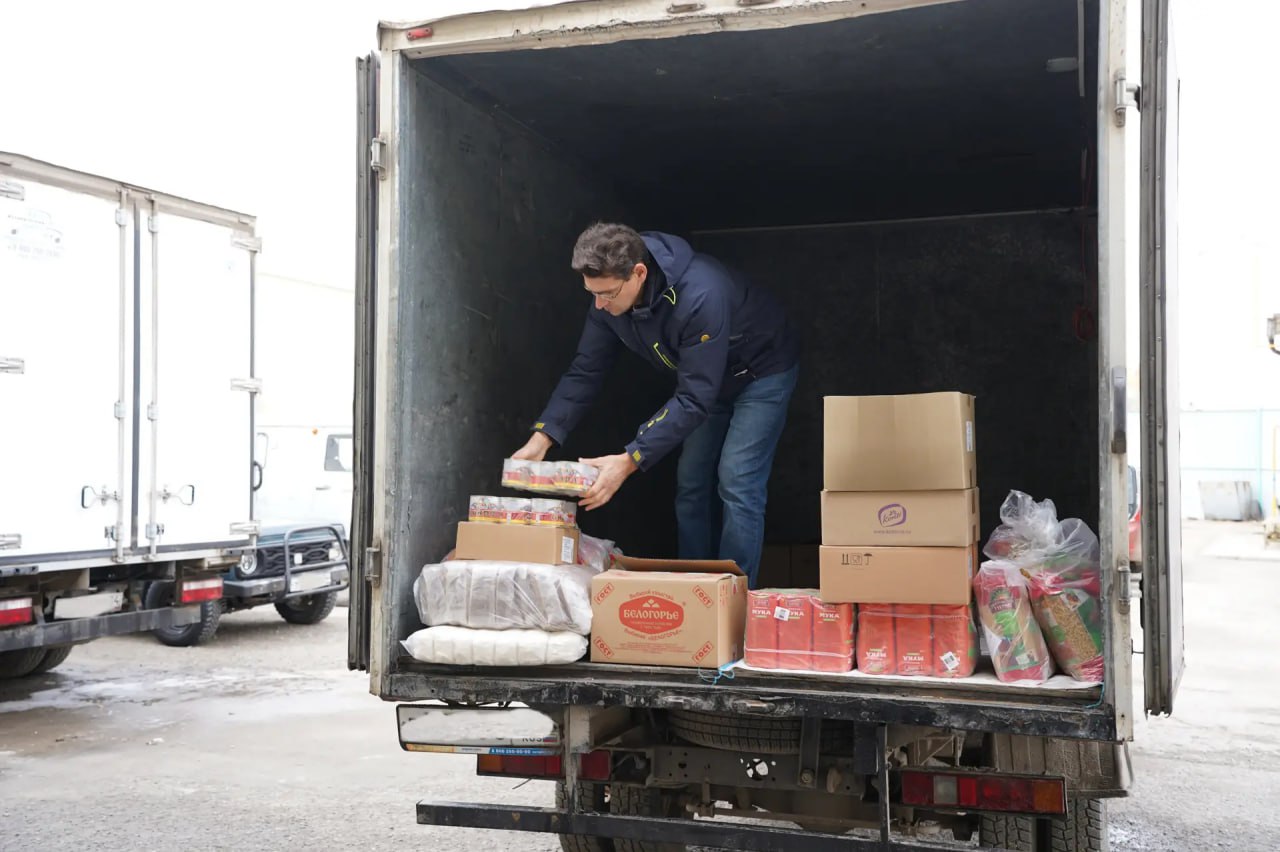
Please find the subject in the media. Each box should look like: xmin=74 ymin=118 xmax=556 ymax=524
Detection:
xmin=819 ymin=544 xmax=976 ymax=605
xmin=590 ymin=556 xmax=747 ymax=668
xmin=454 ymin=521 xmax=579 ymax=565
xmin=821 ymin=489 xmax=980 ymax=547
xmin=824 ymin=393 xmax=977 ymax=491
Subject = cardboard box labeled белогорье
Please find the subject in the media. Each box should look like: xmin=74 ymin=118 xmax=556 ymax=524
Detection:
xmin=824 ymin=393 xmax=976 ymax=491
xmin=454 ymin=522 xmax=579 ymax=565
xmin=819 ymin=545 xmax=976 ymax=605
xmin=590 ymin=556 xmax=747 ymax=668
xmin=821 ymin=489 xmax=979 ymax=547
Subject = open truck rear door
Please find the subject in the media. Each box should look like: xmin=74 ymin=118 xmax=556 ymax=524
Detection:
xmin=348 ymin=51 xmax=380 ymax=673
xmin=1139 ymin=0 xmax=1184 ymax=717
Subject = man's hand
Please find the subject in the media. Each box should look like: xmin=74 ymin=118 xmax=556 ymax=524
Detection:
xmin=578 ymin=452 xmax=639 ymax=511
xmin=512 ymin=431 xmax=553 ymax=461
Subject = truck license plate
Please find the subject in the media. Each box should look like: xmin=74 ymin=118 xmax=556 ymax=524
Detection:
xmin=289 ymin=572 xmax=331 ymax=593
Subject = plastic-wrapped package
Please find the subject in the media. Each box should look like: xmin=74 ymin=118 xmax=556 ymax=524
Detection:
xmin=501 ymin=459 xmax=532 ymax=489
xmin=745 ymin=591 xmax=779 ymax=669
xmin=983 ymin=491 xmax=1105 ymax=682
xmin=414 ymin=560 xmax=596 ymax=634
xmin=973 ymin=561 xmax=1055 ymax=683
xmin=468 ymin=495 xmax=505 ymax=523
xmin=531 ymin=498 xmax=576 ymax=526
xmin=742 ymin=590 xmax=854 ymax=673
xmin=402 ymin=625 xmax=588 ymax=666
xmin=575 ymin=532 xmax=618 ymax=573
xmin=500 ymin=458 xmax=599 ymax=497
xmin=854 ymin=603 xmax=976 ymax=678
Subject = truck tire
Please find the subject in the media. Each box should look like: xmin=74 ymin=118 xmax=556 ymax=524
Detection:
xmin=0 ymin=648 xmax=47 ymax=679
xmin=30 ymin=645 xmax=73 ymax=674
xmin=275 ymin=590 xmax=338 ymax=625
xmin=667 ymin=708 xmax=852 ymax=755
xmin=1044 ymin=799 xmax=1108 ymax=852
xmin=145 ymin=581 xmax=222 ymax=647
xmin=609 ymin=785 xmax=686 ymax=852
xmin=555 ymin=780 xmax=614 ymax=852
xmin=979 ymin=814 xmax=1036 ymax=851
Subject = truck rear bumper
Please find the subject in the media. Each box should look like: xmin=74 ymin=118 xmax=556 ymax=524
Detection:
xmin=223 ymin=567 xmax=349 ymax=600
xmin=0 ymin=605 xmax=201 ymax=652
xmin=417 ymin=801 xmax=995 ymax=851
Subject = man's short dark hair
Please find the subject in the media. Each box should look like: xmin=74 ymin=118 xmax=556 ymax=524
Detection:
xmin=571 ymin=222 xmax=647 ymax=279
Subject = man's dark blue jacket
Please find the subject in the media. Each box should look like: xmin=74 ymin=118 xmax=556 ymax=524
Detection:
xmin=532 ymin=232 xmax=799 ymax=471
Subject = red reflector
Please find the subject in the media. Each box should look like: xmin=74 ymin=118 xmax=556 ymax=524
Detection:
xmin=578 ymin=750 xmax=611 ymax=781
xmin=406 ymin=26 xmax=434 ymax=40
xmin=180 ymin=578 xmax=223 ymax=604
xmin=898 ymin=770 xmax=1066 ymax=816
xmin=0 ymin=597 xmax=35 ymax=628
xmin=476 ymin=753 xmax=563 ymax=779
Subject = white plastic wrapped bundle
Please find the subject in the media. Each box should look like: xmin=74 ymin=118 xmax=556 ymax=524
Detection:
xmin=402 ymin=625 xmax=587 ymax=666
xmin=414 ymin=560 xmax=596 ymax=634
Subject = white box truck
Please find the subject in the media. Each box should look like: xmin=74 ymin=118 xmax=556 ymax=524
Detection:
xmin=347 ymin=1 xmax=1183 ymax=849
xmin=0 ymin=154 xmax=349 ymax=670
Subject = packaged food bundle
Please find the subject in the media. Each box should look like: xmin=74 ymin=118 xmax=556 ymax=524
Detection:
xmin=402 ymin=625 xmax=588 ymax=667
xmin=575 ymin=532 xmax=619 ymax=573
xmin=973 ymin=561 xmax=1055 ymax=683
xmin=503 ymin=496 xmax=534 ymax=524
xmin=745 ymin=591 xmax=779 ymax=669
xmin=414 ymin=559 xmax=596 ymax=635
xmin=531 ymin=498 xmax=577 ymax=527
xmin=555 ymin=461 xmax=599 ymax=494
xmin=468 ymin=495 xmax=505 ymax=523
xmin=855 ymin=604 xmax=976 ymax=678
xmin=742 ymin=591 xmax=854 ymax=673
xmin=983 ymin=491 xmax=1105 ymax=683
xmin=856 ymin=604 xmax=896 ymax=675
xmin=502 ymin=458 xmax=532 ymax=489
xmin=529 ymin=461 xmax=559 ymax=491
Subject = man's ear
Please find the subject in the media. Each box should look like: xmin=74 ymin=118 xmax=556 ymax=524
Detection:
xmin=634 ymin=262 xmax=648 ymax=284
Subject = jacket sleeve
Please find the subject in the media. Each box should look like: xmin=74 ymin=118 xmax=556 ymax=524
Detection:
xmin=624 ymin=286 xmax=730 ymax=471
xmin=532 ymin=306 xmax=621 ymax=446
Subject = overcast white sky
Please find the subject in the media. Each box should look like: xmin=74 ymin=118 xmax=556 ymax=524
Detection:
xmin=1 ymin=0 xmax=1275 ymax=409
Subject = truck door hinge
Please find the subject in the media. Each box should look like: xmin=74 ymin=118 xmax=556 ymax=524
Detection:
xmin=230 ymin=377 xmax=263 ymax=394
xmin=365 ymin=545 xmax=382 ymax=582
xmin=0 ymin=180 xmax=25 ymax=201
xmin=104 ymin=524 xmax=122 ymax=542
xmin=146 ymin=523 xmax=165 ymax=540
xmin=0 ymin=533 xmax=21 ymax=550
xmin=1114 ymin=77 xmax=1140 ymax=126
xmin=230 ymin=521 xmax=262 ymax=537
xmin=231 ymin=234 xmax=263 ymax=252
xmin=0 ymin=356 xmax=25 ymax=375
xmin=370 ymin=136 xmax=388 ymax=180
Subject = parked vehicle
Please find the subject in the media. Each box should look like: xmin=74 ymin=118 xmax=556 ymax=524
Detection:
xmin=348 ymin=1 xmax=1182 ymax=849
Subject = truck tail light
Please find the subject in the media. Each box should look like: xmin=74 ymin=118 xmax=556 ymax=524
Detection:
xmin=477 ymin=753 xmax=563 ymax=779
xmin=900 ymin=769 xmax=1067 ymax=816
xmin=179 ymin=578 xmax=223 ymax=604
xmin=578 ymin=750 xmax=611 ymax=781
xmin=0 ymin=597 xmax=35 ymax=628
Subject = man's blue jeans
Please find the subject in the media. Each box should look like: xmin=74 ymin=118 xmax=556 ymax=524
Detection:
xmin=675 ymin=364 xmax=799 ymax=589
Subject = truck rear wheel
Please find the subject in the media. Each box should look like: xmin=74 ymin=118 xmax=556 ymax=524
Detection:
xmin=0 ymin=648 xmax=46 ymax=679
xmin=979 ymin=799 xmax=1108 ymax=852
xmin=609 ymin=784 xmax=686 ymax=852
xmin=555 ymin=780 xmax=614 ymax=852
xmin=275 ymin=590 xmax=338 ymax=625
xmin=30 ymin=645 xmax=73 ymax=674
xmin=145 ymin=581 xmax=222 ymax=646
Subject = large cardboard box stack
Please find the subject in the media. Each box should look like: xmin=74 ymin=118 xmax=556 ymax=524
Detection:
xmin=819 ymin=393 xmax=981 ymax=677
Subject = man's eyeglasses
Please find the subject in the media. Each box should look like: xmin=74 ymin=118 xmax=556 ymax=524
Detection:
xmin=585 ymin=281 xmax=626 ymax=302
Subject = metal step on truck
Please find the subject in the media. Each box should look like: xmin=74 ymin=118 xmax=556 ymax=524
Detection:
xmin=347 ymin=1 xmax=1183 ymax=849
xmin=0 ymin=153 xmax=348 ymax=672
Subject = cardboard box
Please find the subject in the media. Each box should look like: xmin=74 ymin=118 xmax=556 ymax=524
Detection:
xmin=819 ymin=544 xmax=976 ymax=605
xmin=454 ymin=522 xmax=579 ymax=565
xmin=821 ymin=489 xmax=979 ymax=546
xmin=824 ymin=393 xmax=977 ymax=491
xmin=590 ymin=556 xmax=747 ymax=668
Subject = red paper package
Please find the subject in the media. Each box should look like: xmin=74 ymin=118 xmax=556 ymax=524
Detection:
xmin=931 ymin=604 xmax=978 ymax=678
xmin=811 ymin=600 xmax=855 ymax=673
xmin=893 ymin=604 xmax=933 ymax=676
xmin=775 ymin=592 xmax=814 ymax=670
xmin=857 ymin=604 xmax=896 ymax=674
xmin=745 ymin=591 xmax=779 ymax=669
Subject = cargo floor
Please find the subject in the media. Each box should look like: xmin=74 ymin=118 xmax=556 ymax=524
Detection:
xmin=387 ymin=658 xmax=1111 ymax=741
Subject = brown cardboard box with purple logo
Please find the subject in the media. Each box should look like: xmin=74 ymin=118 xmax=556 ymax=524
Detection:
xmin=821 ymin=489 xmax=979 ymax=547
